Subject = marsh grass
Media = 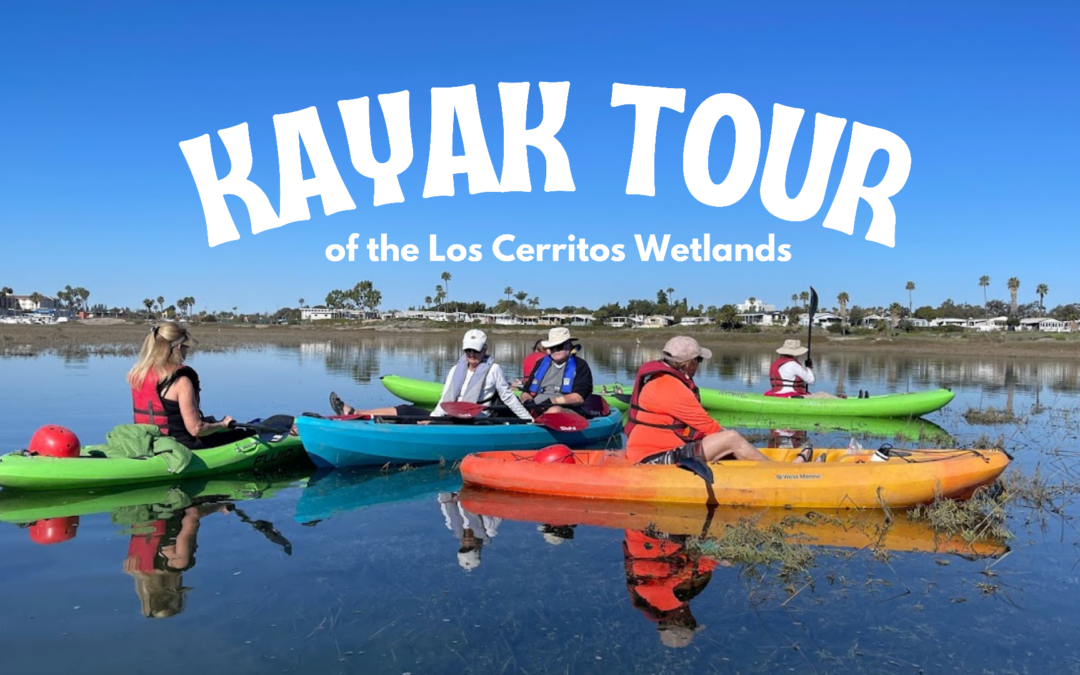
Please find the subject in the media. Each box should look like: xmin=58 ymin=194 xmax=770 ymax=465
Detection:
xmin=687 ymin=517 xmax=816 ymax=578
xmin=907 ymin=488 xmax=1012 ymax=543
xmin=963 ymin=407 xmax=1019 ymax=425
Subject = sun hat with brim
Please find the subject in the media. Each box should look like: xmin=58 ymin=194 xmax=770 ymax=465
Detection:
xmin=541 ymin=326 xmax=578 ymax=349
xmin=776 ymin=339 xmax=808 ymax=356
xmin=662 ymin=336 xmax=712 ymax=362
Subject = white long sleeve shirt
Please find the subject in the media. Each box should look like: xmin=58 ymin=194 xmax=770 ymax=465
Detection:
xmin=430 ymin=362 xmax=532 ymax=420
xmin=775 ymin=360 xmax=816 ymax=395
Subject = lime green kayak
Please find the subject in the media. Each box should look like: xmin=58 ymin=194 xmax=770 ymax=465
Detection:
xmin=380 ymin=374 xmax=630 ymax=412
xmin=596 ymin=383 xmax=954 ymax=418
xmin=712 ymin=411 xmax=952 ymax=443
xmin=0 ymin=468 xmax=311 ymax=524
xmin=0 ymin=430 xmax=309 ymax=492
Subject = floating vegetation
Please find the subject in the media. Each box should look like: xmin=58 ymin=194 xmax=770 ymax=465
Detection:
xmin=907 ymin=488 xmax=1012 ymax=544
xmin=970 ymin=434 xmax=1006 ymax=450
xmin=963 ymin=407 xmax=1019 ymax=425
xmin=688 ymin=517 xmax=816 ymax=578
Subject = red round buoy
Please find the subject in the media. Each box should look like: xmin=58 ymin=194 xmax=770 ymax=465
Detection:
xmin=534 ymin=444 xmax=575 ymax=464
xmin=28 ymin=425 xmax=81 ymax=458
xmin=29 ymin=516 xmax=79 ymax=545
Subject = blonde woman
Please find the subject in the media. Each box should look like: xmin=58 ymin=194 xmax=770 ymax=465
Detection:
xmin=127 ymin=322 xmax=244 ymax=449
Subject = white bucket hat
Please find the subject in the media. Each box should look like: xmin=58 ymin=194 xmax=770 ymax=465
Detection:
xmin=776 ymin=339 xmax=809 ymax=356
xmin=540 ymin=326 xmax=577 ymax=349
xmin=462 ymin=329 xmax=488 ymax=352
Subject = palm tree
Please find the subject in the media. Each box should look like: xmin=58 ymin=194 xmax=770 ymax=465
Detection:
xmin=298 ymin=298 xmax=305 ymax=308
xmin=514 ymin=290 xmax=528 ymax=308
xmin=156 ymin=296 xmax=165 ymax=314
xmin=904 ymin=281 xmax=915 ymax=315
xmin=888 ymin=302 xmax=904 ymax=329
xmin=979 ymin=275 xmax=990 ymax=314
xmin=504 ymin=286 xmax=514 ymax=304
xmin=30 ymin=292 xmax=43 ymax=311
xmin=143 ymin=298 xmax=154 ymax=318
xmin=529 ymin=297 xmax=540 ymax=314
xmin=837 ymin=292 xmax=849 ymax=327
xmin=441 ymin=271 xmax=451 ymax=302
xmin=667 ymin=287 xmax=675 ymax=307
xmin=748 ymin=296 xmax=757 ymax=312
xmin=434 ymin=284 xmax=445 ymax=309
xmin=1007 ymin=277 xmax=1020 ymax=316
xmin=790 ymin=293 xmax=798 ymax=306
xmin=424 ymin=295 xmax=432 ymax=309
xmin=1036 ymin=284 xmax=1049 ymax=315
xmin=177 ymin=298 xmax=188 ymax=317
xmin=799 ymin=291 xmax=809 ymax=308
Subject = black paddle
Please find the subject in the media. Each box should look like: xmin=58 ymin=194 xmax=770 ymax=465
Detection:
xmin=228 ymin=505 xmax=293 ymax=555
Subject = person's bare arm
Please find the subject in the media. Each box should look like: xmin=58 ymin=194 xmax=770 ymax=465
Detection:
xmin=168 ymin=377 xmax=233 ymax=437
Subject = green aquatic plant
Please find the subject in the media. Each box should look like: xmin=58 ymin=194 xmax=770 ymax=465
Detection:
xmin=906 ymin=489 xmax=1012 ymax=544
xmin=688 ymin=517 xmax=816 ymax=578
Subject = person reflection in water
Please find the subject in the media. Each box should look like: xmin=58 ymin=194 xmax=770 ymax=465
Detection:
xmin=122 ymin=504 xmax=231 ymax=618
xmin=623 ymin=529 xmax=718 ymax=649
xmin=438 ymin=492 xmax=501 ymax=572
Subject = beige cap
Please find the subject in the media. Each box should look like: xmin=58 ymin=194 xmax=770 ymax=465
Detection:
xmin=457 ymin=549 xmax=481 ymax=571
xmin=541 ymin=326 xmax=577 ymax=348
xmin=659 ymin=625 xmax=701 ymax=648
xmin=776 ymin=339 xmax=808 ymax=356
xmin=662 ymin=336 xmax=712 ymax=362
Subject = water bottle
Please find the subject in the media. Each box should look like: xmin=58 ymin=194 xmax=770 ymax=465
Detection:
xmin=846 ymin=438 xmax=864 ymax=454
xmin=871 ymin=444 xmax=893 ymax=462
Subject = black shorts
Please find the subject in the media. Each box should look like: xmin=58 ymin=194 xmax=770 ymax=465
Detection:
xmin=639 ymin=441 xmax=703 ymax=465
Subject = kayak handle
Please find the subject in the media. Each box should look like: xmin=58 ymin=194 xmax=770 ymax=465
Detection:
xmin=234 ymin=439 xmax=260 ymax=454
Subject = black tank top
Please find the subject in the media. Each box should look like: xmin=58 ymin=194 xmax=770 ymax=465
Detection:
xmin=159 ymin=366 xmax=202 ymax=449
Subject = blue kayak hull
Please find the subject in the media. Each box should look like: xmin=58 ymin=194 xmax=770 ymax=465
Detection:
xmin=295 ymin=411 xmax=624 ymax=469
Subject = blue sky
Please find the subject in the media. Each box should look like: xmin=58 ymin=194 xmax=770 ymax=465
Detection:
xmin=1 ymin=1 xmax=1076 ymax=315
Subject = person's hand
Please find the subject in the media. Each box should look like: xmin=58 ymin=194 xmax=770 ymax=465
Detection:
xmin=804 ymin=358 xmax=813 ymax=369
xmin=520 ymin=392 xmax=533 ymax=403
xmin=221 ymin=415 xmax=236 ymax=429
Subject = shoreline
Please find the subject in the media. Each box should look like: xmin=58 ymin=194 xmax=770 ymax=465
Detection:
xmin=2 ymin=321 xmax=1079 ymax=360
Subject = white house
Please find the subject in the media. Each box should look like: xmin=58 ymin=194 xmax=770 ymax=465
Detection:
xmin=642 ymin=315 xmax=675 ymax=328
xmin=1020 ymin=317 xmax=1069 ymax=332
xmin=679 ymin=316 xmax=712 ymax=326
xmin=799 ymin=312 xmax=841 ymax=327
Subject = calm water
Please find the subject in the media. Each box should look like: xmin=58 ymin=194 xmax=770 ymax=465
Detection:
xmin=1 ymin=334 xmax=1079 ymax=674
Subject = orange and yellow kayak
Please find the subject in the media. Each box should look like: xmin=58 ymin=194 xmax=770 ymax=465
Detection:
xmin=459 ymin=487 xmax=1009 ymax=558
xmin=460 ymin=447 xmax=1010 ymax=509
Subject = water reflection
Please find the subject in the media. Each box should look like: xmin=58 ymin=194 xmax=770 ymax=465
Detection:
xmin=0 ymin=470 xmax=307 ymax=618
xmin=293 ymin=465 xmax=462 ymax=525
xmin=294 ymin=336 xmax=1080 ymax=399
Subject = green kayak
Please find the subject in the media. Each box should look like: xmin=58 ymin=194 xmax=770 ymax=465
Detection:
xmin=595 ymin=383 xmax=954 ymax=418
xmin=0 ymin=428 xmax=309 ymax=492
xmin=711 ymin=411 xmax=952 ymax=443
xmin=380 ymin=374 xmax=630 ymax=412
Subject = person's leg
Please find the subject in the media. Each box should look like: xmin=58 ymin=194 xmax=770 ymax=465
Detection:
xmin=346 ymin=406 xmax=400 ymax=417
xmin=700 ymin=430 xmax=771 ymax=462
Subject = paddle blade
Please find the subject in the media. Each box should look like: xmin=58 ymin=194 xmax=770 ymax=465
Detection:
xmin=534 ymin=410 xmax=589 ymax=432
xmin=809 ymin=286 xmax=819 ymax=317
xmin=440 ymin=401 xmax=486 ymax=419
xmin=674 ymin=455 xmax=715 ymax=484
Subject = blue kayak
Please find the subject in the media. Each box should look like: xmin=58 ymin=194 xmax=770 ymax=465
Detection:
xmin=295 ymin=410 xmax=624 ymax=469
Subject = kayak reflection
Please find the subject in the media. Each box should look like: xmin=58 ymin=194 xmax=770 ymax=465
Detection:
xmin=460 ymin=487 xmax=1008 ymax=647
xmin=0 ymin=470 xmax=308 ymax=618
xmin=460 ymin=487 xmax=1010 ymax=559
xmin=293 ymin=464 xmax=463 ymax=525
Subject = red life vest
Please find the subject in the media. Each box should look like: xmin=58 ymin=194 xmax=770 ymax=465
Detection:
xmin=625 ymin=360 xmax=706 ymax=442
xmin=766 ymin=356 xmax=808 ymax=397
xmin=131 ymin=366 xmax=198 ymax=435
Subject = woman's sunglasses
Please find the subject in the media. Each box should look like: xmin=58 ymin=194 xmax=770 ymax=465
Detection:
xmin=464 ymin=348 xmax=483 ymax=356
xmin=548 ymin=342 xmax=572 ymax=352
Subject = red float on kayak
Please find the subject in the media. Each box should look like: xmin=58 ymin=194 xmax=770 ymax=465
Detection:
xmin=28 ymin=425 xmax=81 ymax=458
xmin=533 ymin=444 xmax=576 ymax=464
